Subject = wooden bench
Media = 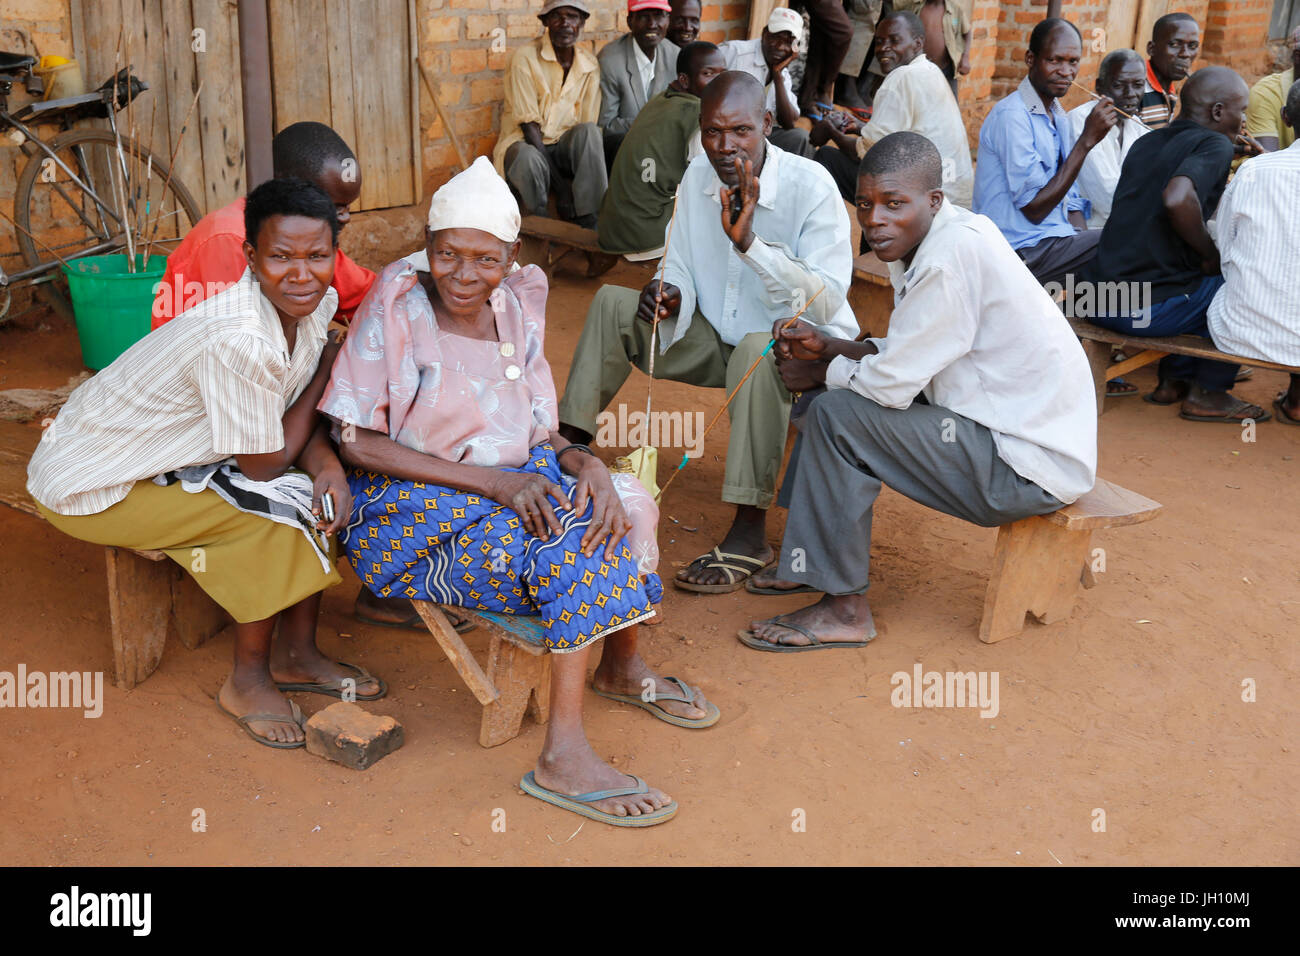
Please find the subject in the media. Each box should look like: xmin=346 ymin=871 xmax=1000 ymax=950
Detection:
xmin=518 ymin=215 xmax=620 ymax=281
xmin=849 ymin=251 xmax=893 ymax=339
xmin=0 ymin=422 xmax=229 ymax=690
xmin=412 ymin=602 xmax=551 ymax=747
xmin=1067 ymin=317 xmax=1300 ymax=414
xmin=979 ymin=477 xmax=1162 ymax=643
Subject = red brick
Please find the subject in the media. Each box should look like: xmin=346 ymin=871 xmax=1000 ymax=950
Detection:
xmin=722 ymin=3 xmax=747 ymax=19
xmin=426 ymin=16 xmax=459 ymax=42
xmin=487 ymin=48 xmax=509 ymax=70
xmin=456 ymin=104 xmax=494 ymax=135
xmin=471 ymin=76 xmax=504 ymax=104
xmin=467 ymin=14 xmax=500 ymax=39
xmin=304 ymin=702 xmax=404 ymax=771
xmin=450 ymin=48 xmax=487 ymax=74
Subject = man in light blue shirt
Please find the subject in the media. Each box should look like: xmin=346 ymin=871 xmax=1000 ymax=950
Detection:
xmin=558 ymin=72 xmax=858 ymax=595
xmin=974 ymin=17 xmax=1116 ymax=285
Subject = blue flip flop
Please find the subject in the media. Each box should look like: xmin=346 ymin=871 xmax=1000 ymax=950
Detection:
xmin=592 ymin=676 xmax=721 ymax=729
xmin=520 ymin=771 xmax=678 ymax=827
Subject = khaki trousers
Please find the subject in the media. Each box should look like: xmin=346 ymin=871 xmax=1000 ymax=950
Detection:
xmin=557 ymin=284 xmax=792 ymax=508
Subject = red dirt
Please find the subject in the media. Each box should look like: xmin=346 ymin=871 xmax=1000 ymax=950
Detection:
xmin=1 ymin=255 xmax=1296 ymax=866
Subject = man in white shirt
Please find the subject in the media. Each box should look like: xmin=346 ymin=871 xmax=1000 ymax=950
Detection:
xmin=741 ymin=131 xmax=1097 ymax=650
xmin=811 ymin=11 xmax=974 ymax=208
xmin=719 ymin=7 xmax=814 ymax=158
xmin=558 ymin=72 xmax=858 ymax=594
xmin=1208 ymin=80 xmax=1300 ymax=424
xmin=1068 ymin=49 xmax=1150 ymax=230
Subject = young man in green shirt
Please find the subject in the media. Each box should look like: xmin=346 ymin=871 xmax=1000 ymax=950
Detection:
xmin=597 ymin=41 xmax=727 ymax=258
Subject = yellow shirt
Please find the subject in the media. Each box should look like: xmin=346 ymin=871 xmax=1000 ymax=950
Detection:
xmin=493 ymin=35 xmax=601 ymax=174
xmin=1245 ymin=66 xmax=1295 ymax=150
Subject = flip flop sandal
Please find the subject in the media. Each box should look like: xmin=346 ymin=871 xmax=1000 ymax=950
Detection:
xmin=217 ymin=697 xmax=307 ymax=749
xmin=519 ymin=771 xmax=677 ymax=827
xmin=1179 ymin=400 xmax=1271 ymax=424
xmin=355 ymin=605 xmax=477 ymax=634
xmin=275 ymin=661 xmax=388 ymax=701
xmin=592 ymin=676 xmax=721 ymax=729
xmin=1272 ymin=395 xmax=1300 ymax=426
xmin=736 ymin=616 xmax=875 ymax=653
xmin=745 ymin=579 xmax=819 ymax=595
xmin=673 ymin=546 xmax=774 ymax=594
xmin=845 ymin=106 xmax=871 ymax=121
xmin=1106 ymin=378 xmax=1139 ymax=398
xmin=1235 ymin=367 xmax=1255 ymax=382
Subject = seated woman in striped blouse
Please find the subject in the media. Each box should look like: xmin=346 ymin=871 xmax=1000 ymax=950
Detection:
xmin=319 ymin=157 xmax=718 ymax=827
xmin=27 ymin=178 xmax=382 ymax=748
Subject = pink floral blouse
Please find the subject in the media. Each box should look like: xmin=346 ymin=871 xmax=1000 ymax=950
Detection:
xmin=319 ymin=259 xmax=659 ymax=574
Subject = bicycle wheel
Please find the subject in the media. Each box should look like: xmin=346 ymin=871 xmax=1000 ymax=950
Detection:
xmin=14 ymin=127 xmax=202 ymax=320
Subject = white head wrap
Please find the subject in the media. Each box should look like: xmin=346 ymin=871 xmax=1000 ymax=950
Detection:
xmin=426 ymin=155 xmax=521 ymax=244
xmin=767 ymin=7 xmax=803 ymax=44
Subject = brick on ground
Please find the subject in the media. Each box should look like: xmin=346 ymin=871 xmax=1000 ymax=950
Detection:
xmin=305 ymin=701 xmax=405 ymax=770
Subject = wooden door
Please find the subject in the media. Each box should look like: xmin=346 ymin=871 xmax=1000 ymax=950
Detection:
xmin=268 ymin=0 xmax=420 ymax=211
xmin=72 ymin=0 xmax=245 ymax=216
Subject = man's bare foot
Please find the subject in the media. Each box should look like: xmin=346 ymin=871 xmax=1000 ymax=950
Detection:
xmin=218 ymin=674 xmax=303 ymax=745
xmin=533 ymin=740 xmax=672 ymax=818
xmin=748 ymin=593 xmax=875 ymax=648
xmin=269 ymin=642 xmax=382 ymax=698
xmin=747 ymin=564 xmax=811 ymax=593
xmin=592 ymin=655 xmax=710 ymax=722
xmin=675 ymin=505 xmax=771 ymax=589
xmin=1179 ymin=388 xmax=1269 ymax=422
xmin=1147 ymin=378 xmax=1191 ymax=405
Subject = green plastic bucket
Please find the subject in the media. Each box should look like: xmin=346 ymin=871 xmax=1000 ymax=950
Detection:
xmin=62 ymin=253 xmax=167 ymax=370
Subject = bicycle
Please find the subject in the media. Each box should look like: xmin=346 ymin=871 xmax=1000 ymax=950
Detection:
xmin=0 ymin=51 xmax=201 ymax=322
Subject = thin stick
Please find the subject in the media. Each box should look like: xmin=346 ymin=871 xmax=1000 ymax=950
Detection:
xmin=417 ymin=57 xmax=469 ymax=173
xmin=1068 ymin=80 xmax=1152 ymax=130
xmin=0 ymin=207 xmax=72 ymax=268
xmin=142 ymin=81 xmax=203 ymax=269
xmin=655 ymin=284 xmax=824 ymax=503
xmin=643 ymin=192 xmax=679 ymax=435
xmin=138 ymin=97 xmax=156 ymax=241
xmin=110 ymin=54 xmax=136 ymax=270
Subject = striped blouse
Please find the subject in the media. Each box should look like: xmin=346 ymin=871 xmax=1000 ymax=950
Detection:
xmin=28 ymin=268 xmax=336 ymax=516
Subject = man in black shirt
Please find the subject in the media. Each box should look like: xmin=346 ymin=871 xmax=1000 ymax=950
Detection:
xmin=1085 ymin=66 xmax=1268 ymax=423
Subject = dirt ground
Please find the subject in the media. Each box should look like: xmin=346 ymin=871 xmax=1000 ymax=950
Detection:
xmin=1 ymin=250 xmax=1297 ymax=867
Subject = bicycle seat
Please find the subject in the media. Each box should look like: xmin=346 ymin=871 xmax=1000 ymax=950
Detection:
xmin=0 ymin=52 xmax=37 ymax=72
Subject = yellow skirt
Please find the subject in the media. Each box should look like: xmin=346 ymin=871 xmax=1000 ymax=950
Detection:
xmin=38 ymin=478 xmax=341 ymax=623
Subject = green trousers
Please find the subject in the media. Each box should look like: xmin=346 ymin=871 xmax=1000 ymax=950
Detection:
xmin=557 ymin=284 xmax=792 ymax=509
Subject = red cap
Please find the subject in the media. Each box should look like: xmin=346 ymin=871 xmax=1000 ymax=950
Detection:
xmin=628 ymin=0 xmax=672 ymax=11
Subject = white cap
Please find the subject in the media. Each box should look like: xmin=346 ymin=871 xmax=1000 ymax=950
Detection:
xmin=767 ymin=7 xmax=803 ymax=44
xmin=426 ymin=156 xmax=521 ymax=244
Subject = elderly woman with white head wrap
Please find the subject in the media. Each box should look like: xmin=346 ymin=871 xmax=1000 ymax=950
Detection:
xmin=319 ymin=157 xmax=717 ymax=827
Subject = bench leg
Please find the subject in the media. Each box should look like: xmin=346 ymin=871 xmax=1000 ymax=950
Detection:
xmin=979 ymin=517 xmax=1094 ymax=643
xmin=170 ymin=569 xmax=230 ymax=650
xmin=479 ymin=634 xmax=550 ymax=748
xmin=1080 ymin=338 xmax=1111 ymax=416
xmin=104 ymin=547 xmax=174 ymax=690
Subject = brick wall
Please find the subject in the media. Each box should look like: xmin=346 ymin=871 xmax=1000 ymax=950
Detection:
xmin=415 ymin=0 xmax=753 ymax=196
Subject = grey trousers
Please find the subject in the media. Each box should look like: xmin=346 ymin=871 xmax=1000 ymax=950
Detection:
xmin=1016 ymin=229 xmax=1102 ymax=287
xmin=504 ymin=122 xmax=608 ymax=219
xmin=778 ymin=389 xmax=1063 ymax=595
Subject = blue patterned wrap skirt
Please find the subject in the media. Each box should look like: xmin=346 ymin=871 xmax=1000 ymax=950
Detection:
xmin=341 ymin=445 xmax=663 ymax=653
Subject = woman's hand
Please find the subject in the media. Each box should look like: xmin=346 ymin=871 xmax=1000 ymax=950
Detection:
xmin=312 ymin=461 xmax=352 ymax=536
xmin=570 ymin=456 xmax=632 ymax=561
xmin=488 ymin=471 xmax=571 ymax=541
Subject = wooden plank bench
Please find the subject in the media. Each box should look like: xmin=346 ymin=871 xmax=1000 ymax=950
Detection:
xmin=518 ymin=214 xmax=620 ymax=281
xmin=0 ymin=422 xmax=229 ymax=690
xmin=1066 ymin=317 xmax=1300 ymax=414
xmin=979 ymin=477 xmax=1162 ymax=643
xmin=412 ymin=602 xmax=551 ymax=747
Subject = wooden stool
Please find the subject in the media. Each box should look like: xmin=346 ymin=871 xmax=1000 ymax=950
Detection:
xmin=979 ymin=478 xmax=1162 ymax=643
xmin=412 ymin=602 xmax=552 ymax=747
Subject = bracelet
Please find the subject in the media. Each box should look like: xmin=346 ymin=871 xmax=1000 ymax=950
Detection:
xmin=557 ymin=443 xmax=598 ymax=463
